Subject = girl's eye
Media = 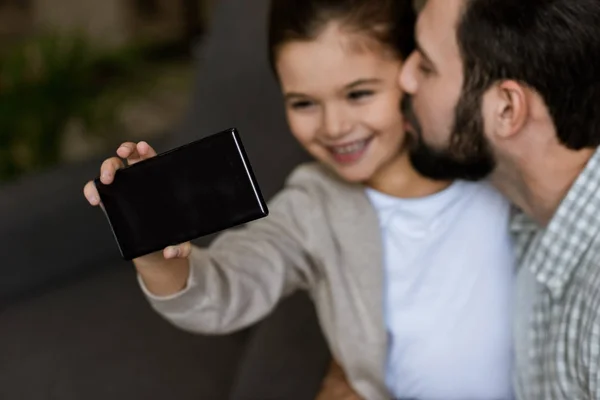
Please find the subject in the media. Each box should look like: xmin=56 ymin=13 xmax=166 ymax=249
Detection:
xmin=290 ymin=100 xmax=315 ymax=109
xmin=347 ymin=90 xmax=374 ymax=101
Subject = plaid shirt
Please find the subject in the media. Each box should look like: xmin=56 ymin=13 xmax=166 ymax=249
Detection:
xmin=511 ymin=149 xmax=600 ymax=400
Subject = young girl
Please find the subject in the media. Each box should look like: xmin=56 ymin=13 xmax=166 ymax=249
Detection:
xmin=84 ymin=0 xmax=514 ymax=398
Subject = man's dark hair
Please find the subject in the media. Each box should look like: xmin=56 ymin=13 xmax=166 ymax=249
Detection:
xmin=457 ymin=0 xmax=600 ymax=149
xmin=267 ymin=0 xmax=416 ymax=73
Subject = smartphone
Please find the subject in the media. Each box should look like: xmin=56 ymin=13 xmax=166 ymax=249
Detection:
xmin=94 ymin=128 xmax=269 ymax=260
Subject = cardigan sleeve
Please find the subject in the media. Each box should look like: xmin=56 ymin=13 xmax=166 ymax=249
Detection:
xmin=138 ymin=165 xmax=322 ymax=334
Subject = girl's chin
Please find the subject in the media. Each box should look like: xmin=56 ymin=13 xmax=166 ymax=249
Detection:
xmin=329 ymin=162 xmax=375 ymax=184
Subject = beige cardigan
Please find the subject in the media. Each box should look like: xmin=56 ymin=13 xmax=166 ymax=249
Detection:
xmin=140 ymin=162 xmax=390 ymax=399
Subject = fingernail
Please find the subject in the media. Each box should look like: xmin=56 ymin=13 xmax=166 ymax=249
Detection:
xmin=167 ymin=247 xmax=179 ymax=258
xmin=91 ymin=196 xmax=99 ymax=205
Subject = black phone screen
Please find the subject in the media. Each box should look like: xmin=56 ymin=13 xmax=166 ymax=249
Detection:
xmin=95 ymin=128 xmax=268 ymax=260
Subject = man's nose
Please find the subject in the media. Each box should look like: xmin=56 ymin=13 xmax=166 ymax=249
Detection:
xmin=399 ymin=51 xmax=419 ymax=95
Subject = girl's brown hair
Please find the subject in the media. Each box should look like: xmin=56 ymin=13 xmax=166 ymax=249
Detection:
xmin=268 ymin=0 xmax=416 ymax=71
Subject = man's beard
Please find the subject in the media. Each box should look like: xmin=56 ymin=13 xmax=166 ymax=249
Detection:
xmin=401 ymin=91 xmax=496 ymax=182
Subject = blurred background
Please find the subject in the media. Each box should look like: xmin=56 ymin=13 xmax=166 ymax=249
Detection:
xmin=0 ymin=0 xmax=216 ymax=181
xmin=0 ymin=1 xmax=426 ymax=399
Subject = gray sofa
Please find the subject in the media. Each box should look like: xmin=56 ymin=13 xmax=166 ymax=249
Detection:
xmin=0 ymin=0 xmax=330 ymax=398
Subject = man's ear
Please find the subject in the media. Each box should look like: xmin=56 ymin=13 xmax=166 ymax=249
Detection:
xmin=492 ymin=80 xmax=528 ymax=140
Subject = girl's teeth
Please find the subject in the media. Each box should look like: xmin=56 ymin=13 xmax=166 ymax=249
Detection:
xmin=331 ymin=140 xmax=368 ymax=154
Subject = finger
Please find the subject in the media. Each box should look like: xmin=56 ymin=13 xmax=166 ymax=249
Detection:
xmin=83 ymin=181 xmax=101 ymax=206
xmin=99 ymin=157 xmax=125 ymax=184
xmin=116 ymin=142 xmax=140 ymax=161
xmin=164 ymin=242 xmax=192 ymax=259
xmin=137 ymin=141 xmax=157 ymax=159
xmin=178 ymin=242 xmax=192 ymax=258
xmin=169 ymin=242 xmax=192 ymax=259
xmin=116 ymin=141 xmax=157 ymax=166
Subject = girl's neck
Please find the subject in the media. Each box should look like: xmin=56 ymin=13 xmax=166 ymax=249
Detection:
xmin=366 ymin=151 xmax=452 ymax=198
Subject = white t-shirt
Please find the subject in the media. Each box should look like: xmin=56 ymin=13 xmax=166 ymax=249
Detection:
xmin=366 ymin=180 xmax=515 ymax=400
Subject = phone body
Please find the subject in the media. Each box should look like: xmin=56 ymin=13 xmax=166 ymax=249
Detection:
xmin=94 ymin=128 xmax=269 ymax=260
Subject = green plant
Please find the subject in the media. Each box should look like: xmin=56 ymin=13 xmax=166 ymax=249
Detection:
xmin=0 ymin=31 xmax=143 ymax=181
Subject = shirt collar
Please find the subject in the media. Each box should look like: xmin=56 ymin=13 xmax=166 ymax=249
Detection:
xmin=509 ymin=206 xmax=538 ymax=235
xmin=523 ymin=148 xmax=600 ymax=299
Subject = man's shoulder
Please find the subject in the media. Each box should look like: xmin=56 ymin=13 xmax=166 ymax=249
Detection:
xmin=582 ymin=245 xmax=600 ymax=280
xmin=574 ymin=248 xmax=600 ymax=319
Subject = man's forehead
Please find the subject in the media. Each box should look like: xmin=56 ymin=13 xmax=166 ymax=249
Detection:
xmin=417 ymin=0 xmax=462 ymax=59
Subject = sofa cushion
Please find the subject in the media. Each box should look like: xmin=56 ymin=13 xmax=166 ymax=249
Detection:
xmin=0 ymin=156 xmax=121 ymax=302
xmin=0 ymin=263 xmax=249 ymax=400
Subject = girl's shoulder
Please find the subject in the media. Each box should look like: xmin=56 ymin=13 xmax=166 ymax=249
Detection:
xmin=285 ymin=162 xmax=360 ymax=193
xmin=461 ymin=180 xmax=511 ymax=206
xmin=277 ymin=162 xmax=370 ymax=216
